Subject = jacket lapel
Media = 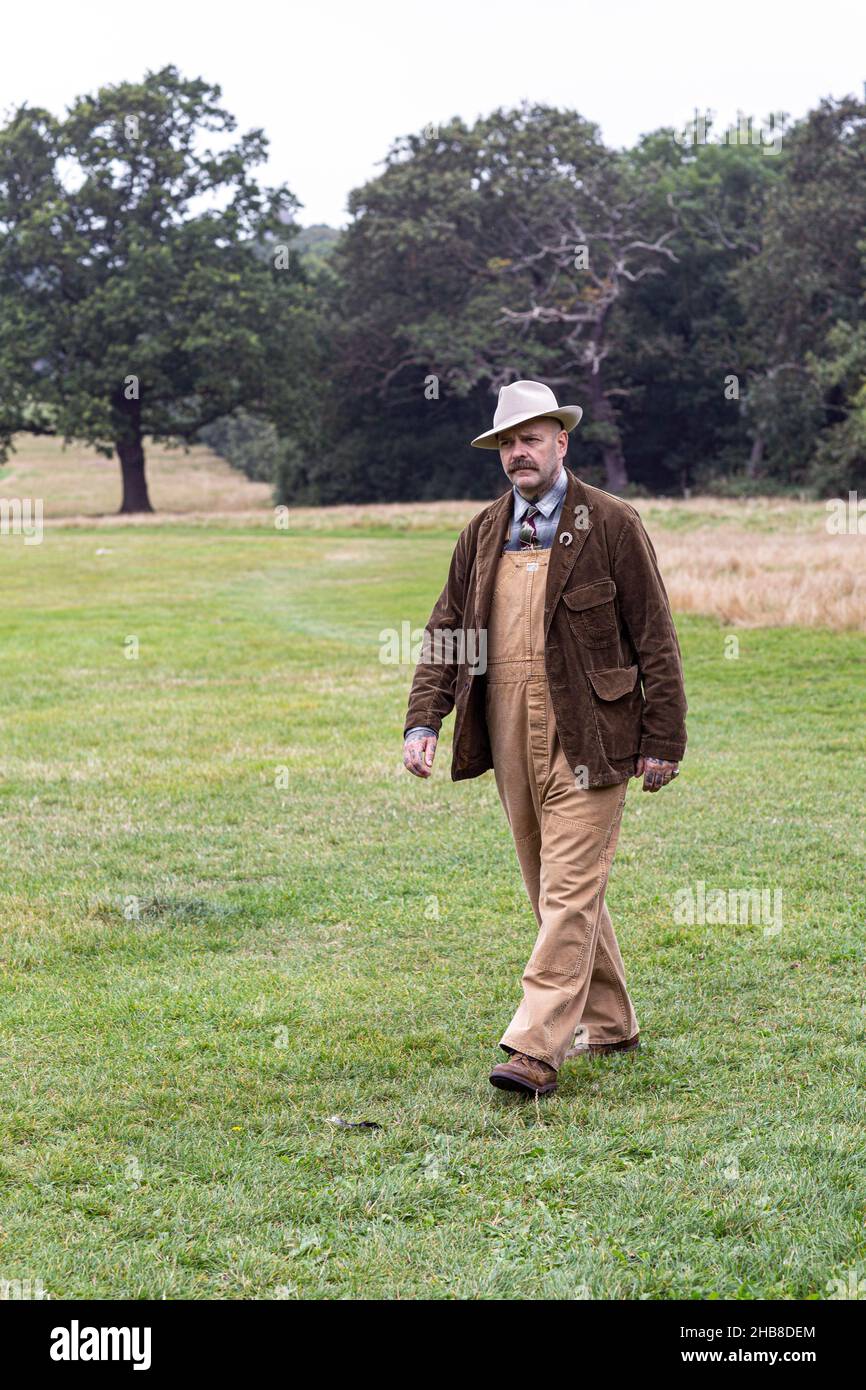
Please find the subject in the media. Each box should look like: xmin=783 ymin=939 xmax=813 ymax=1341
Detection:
xmin=544 ymin=466 xmax=594 ymax=637
xmin=473 ymin=488 xmax=513 ymax=634
xmin=473 ymin=466 xmax=594 ymax=640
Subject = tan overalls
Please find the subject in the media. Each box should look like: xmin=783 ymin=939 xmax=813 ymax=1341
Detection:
xmin=484 ymin=546 xmax=640 ymax=1070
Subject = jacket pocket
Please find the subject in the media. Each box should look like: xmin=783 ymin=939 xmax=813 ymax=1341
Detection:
xmin=562 ymin=577 xmax=619 ymax=647
xmin=586 ymin=664 xmax=642 ymax=759
xmin=587 ymin=663 xmax=639 ymax=700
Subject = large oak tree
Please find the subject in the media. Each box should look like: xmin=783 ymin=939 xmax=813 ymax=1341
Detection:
xmin=0 ymin=66 xmax=308 ymax=511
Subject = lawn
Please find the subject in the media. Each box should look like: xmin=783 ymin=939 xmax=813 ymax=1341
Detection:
xmin=0 ymin=448 xmax=864 ymax=1299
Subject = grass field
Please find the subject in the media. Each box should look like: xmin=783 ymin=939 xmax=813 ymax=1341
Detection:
xmin=0 ymin=440 xmax=864 ymax=1299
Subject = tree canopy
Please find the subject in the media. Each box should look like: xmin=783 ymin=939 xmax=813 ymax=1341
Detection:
xmin=2 ymin=77 xmax=864 ymax=508
xmin=0 ymin=65 xmax=314 ymax=510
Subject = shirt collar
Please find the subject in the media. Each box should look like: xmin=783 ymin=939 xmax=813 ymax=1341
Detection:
xmin=512 ymin=465 xmax=567 ymax=519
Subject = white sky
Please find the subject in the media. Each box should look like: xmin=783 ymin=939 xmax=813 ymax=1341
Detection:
xmin=2 ymin=0 xmax=864 ymax=227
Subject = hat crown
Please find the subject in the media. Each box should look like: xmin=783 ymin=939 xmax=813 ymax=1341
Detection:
xmin=470 ymin=377 xmax=582 ymax=448
xmin=494 ymin=380 xmax=560 ymax=427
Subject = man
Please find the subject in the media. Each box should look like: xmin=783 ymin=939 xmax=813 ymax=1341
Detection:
xmin=402 ymin=380 xmax=687 ymax=1098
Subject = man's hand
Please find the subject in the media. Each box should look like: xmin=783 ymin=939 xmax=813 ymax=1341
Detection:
xmin=635 ymin=755 xmax=679 ymax=792
xmin=403 ymin=732 xmax=438 ymax=779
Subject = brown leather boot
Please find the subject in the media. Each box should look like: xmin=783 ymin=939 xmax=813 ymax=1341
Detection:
xmin=489 ymin=1051 xmax=558 ymax=1096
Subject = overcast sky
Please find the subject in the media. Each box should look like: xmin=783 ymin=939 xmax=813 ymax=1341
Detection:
xmin=2 ymin=0 xmax=864 ymax=227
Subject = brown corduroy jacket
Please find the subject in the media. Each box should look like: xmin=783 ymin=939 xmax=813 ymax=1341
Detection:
xmin=403 ymin=465 xmax=688 ymax=787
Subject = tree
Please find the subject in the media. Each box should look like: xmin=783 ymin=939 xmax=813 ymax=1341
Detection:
xmin=329 ymin=103 xmax=682 ymax=492
xmin=0 ymin=66 xmax=309 ymax=512
xmin=491 ymin=139 xmax=680 ymax=491
xmin=807 ymin=306 xmax=866 ymax=491
xmin=611 ymin=127 xmax=783 ymax=492
xmin=734 ymin=96 xmax=866 ymax=486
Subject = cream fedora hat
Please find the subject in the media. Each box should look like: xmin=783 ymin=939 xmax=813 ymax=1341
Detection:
xmin=470 ymin=379 xmax=583 ymax=449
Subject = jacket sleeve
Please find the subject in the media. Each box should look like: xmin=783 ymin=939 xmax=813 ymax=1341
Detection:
xmin=402 ymin=527 xmax=469 ymax=740
xmin=612 ymin=512 xmax=688 ymax=763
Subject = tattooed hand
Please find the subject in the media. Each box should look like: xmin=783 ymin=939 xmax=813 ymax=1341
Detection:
xmin=635 ymin=756 xmax=679 ymax=792
xmin=403 ymin=733 xmax=438 ymax=779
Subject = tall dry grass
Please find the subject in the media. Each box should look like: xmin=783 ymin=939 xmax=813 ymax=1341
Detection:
xmin=3 ymin=436 xmax=864 ymax=630
xmin=650 ymin=525 xmax=864 ymax=631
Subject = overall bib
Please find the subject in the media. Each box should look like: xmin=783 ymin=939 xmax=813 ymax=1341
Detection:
xmin=484 ymin=546 xmax=640 ymax=1070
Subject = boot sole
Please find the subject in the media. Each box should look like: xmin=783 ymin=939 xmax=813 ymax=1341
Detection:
xmin=489 ymin=1070 xmax=557 ymax=1096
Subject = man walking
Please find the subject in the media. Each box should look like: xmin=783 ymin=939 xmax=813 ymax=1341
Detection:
xmin=402 ymin=381 xmax=687 ymax=1098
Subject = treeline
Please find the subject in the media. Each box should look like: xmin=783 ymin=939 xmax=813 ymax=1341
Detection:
xmin=1 ymin=69 xmax=864 ymax=510
xmin=210 ymin=96 xmax=866 ymax=503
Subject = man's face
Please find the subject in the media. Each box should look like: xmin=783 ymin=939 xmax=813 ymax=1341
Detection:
xmin=496 ymin=416 xmax=567 ymax=500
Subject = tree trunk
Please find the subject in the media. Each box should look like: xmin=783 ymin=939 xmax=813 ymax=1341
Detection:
xmin=117 ymin=434 xmax=153 ymax=513
xmin=603 ymin=438 xmax=629 ymax=494
xmin=746 ymin=430 xmax=764 ymax=480
xmin=586 ymin=369 xmax=628 ymax=492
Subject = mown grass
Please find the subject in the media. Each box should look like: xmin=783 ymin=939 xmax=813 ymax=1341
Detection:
xmin=0 ymin=503 xmax=864 ymax=1299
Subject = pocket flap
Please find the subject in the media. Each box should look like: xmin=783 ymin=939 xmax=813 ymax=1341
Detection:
xmin=562 ymin=577 xmax=616 ymax=611
xmin=587 ymin=664 xmax=639 ymax=700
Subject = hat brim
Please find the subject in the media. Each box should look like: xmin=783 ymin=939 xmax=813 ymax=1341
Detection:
xmin=470 ymin=405 xmax=583 ymax=449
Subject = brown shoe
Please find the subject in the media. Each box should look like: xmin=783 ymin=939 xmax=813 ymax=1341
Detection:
xmin=565 ymin=1032 xmax=640 ymax=1059
xmin=489 ymin=1051 xmax=558 ymax=1096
